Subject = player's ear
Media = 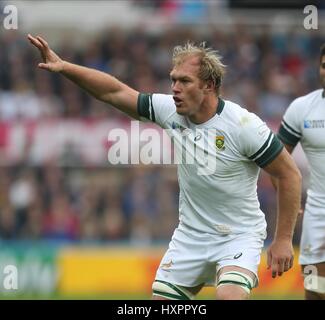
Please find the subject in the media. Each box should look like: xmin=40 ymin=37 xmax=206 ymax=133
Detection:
xmin=203 ymin=80 xmax=214 ymax=93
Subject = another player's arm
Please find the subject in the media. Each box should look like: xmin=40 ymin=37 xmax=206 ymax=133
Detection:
xmin=28 ymin=34 xmax=139 ymax=119
xmin=271 ymin=104 xmax=301 ymax=190
xmin=262 ymin=148 xmax=302 ymax=278
xmin=270 ymin=128 xmax=304 ymax=215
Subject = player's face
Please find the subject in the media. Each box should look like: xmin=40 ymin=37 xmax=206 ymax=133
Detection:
xmin=170 ymin=56 xmax=207 ymax=117
xmin=320 ymin=55 xmax=325 ymax=89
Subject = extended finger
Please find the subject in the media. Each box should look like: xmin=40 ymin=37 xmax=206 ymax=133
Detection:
xmin=38 ymin=63 xmax=50 ymax=70
xmin=289 ymin=256 xmax=294 ymax=269
xmin=285 ymin=255 xmax=294 ymax=271
xmin=28 ymin=34 xmax=43 ymax=49
xmin=271 ymin=259 xmax=278 ymax=278
xmin=283 ymin=259 xmax=290 ymax=272
xmin=277 ymin=259 xmax=284 ymax=277
xmin=36 ymin=36 xmax=50 ymax=50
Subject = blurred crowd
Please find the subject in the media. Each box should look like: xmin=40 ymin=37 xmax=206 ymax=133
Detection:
xmin=0 ymin=23 xmax=320 ymax=244
xmin=0 ymin=164 xmax=179 ymax=244
xmin=1 ymin=25 xmax=323 ymax=122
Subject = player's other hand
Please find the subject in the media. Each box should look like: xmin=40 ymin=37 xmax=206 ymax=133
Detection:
xmin=266 ymin=238 xmax=294 ymax=278
xmin=28 ymin=34 xmax=64 ymax=72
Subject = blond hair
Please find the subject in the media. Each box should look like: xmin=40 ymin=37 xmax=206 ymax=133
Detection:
xmin=172 ymin=42 xmax=226 ymax=95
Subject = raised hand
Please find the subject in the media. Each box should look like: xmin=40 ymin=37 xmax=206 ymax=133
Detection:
xmin=28 ymin=34 xmax=65 ymax=72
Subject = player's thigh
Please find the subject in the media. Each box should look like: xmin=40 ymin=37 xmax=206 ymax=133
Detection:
xmin=215 ymin=265 xmax=256 ymax=300
xmin=215 ymin=232 xmax=264 ymax=283
xmin=153 ymin=226 xmax=213 ymax=299
xmin=299 ymin=203 xmax=325 ymax=265
xmin=213 ymin=232 xmax=263 ymax=300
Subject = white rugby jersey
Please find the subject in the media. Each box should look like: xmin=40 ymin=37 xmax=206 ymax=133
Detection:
xmin=138 ymin=93 xmax=283 ymax=234
xmin=278 ymin=89 xmax=325 ymax=207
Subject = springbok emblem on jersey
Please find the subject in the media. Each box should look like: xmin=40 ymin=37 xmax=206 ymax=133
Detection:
xmin=216 ymin=136 xmax=225 ymax=150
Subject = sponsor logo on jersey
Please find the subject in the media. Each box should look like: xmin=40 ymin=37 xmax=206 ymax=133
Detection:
xmin=172 ymin=122 xmax=187 ymax=132
xmin=171 ymin=122 xmax=191 ymax=136
xmin=304 ymin=119 xmax=325 ymax=128
xmin=215 ymin=136 xmax=225 ymax=150
xmin=233 ymin=253 xmax=243 ymax=259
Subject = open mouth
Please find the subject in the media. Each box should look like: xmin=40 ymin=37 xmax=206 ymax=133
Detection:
xmin=173 ymin=97 xmax=183 ymax=107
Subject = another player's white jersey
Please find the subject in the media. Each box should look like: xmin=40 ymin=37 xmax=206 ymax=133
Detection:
xmin=278 ymin=89 xmax=325 ymax=207
xmin=138 ymin=93 xmax=283 ymax=234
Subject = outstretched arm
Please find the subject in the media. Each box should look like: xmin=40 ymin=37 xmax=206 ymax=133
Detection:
xmin=28 ymin=34 xmax=139 ymax=119
xmin=262 ymin=148 xmax=302 ymax=278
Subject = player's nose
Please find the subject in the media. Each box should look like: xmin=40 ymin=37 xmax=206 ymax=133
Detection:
xmin=172 ymin=82 xmax=181 ymax=94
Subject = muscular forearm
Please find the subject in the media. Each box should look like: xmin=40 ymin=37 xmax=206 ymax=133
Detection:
xmin=264 ymin=145 xmax=300 ymax=277
xmin=270 ymin=176 xmax=278 ymax=191
xmin=60 ymin=61 xmax=123 ymax=102
xmin=275 ymin=173 xmax=301 ymax=240
xmin=270 ymin=144 xmax=295 ymax=193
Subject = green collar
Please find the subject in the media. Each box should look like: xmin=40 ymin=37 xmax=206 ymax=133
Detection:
xmin=216 ymin=97 xmax=225 ymax=115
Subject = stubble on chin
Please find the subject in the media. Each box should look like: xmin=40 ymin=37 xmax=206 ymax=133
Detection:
xmin=176 ymin=110 xmax=186 ymax=116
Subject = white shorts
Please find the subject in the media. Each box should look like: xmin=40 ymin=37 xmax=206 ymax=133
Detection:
xmin=299 ymin=202 xmax=325 ymax=265
xmin=155 ymin=223 xmax=266 ymax=289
